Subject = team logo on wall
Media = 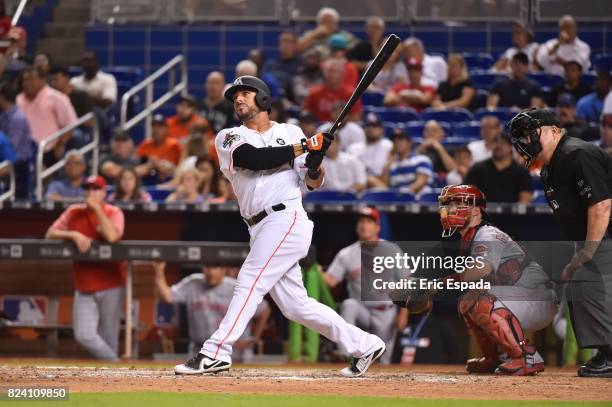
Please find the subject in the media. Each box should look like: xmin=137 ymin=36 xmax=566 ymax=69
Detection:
xmin=276 ymin=138 xmax=285 ymax=145
xmin=223 ymin=132 xmax=240 ymax=148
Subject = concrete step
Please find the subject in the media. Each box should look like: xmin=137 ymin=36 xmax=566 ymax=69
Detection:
xmin=56 ymin=0 xmax=91 ymax=8
xmin=52 ymin=7 xmax=90 ymax=23
xmin=44 ymin=22 xmax=85 ymax=38
xmin=37 ymin=38 xmax=85 ymax=65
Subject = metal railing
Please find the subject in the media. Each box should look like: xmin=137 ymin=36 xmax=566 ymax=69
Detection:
xmin=0 ymin=160 xmax=15 ymax=203
xmin=119 ymin=54 xmax=187 ymax=139
xmin=10 ymin=0 xmax=28 ymax=26
xmin=36 ymin=113 xmax=99 ymax=201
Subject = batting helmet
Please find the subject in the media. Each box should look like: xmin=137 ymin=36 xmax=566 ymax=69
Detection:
xmin=438 ymin=184 xmax=487 ymax=237
xmin=224 ymin=75 xmax=272 ymax=112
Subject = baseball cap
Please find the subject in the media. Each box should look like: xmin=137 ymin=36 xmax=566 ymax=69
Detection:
xmin=557 ymin=93 xmax=576 ymax=108
xmin=405 ymin=57 xmax=422 ymax=70
xmin=364 ymin=112 xmax=383 ymax=127
xmin=83 ymin=175 xmax=107 ymax=190
xmin=358 ymin=206 xmax=381 ymax=224
xmin=328 ymin=33 xmax=348 ymax=50
xmin=298 ymin=110 xmax=317 ymax=124
xmin=179 ymin=94 xmax=198 ymax=108
xmin=152 ymin=114 xmax=166 ymax=125
xmin=528 ymin=109 xmax=561 ymax=127
xmin=391 ymin=127 xmax=411 ymax=141
xmin=111 ymin=128 xmax=131 ymax=141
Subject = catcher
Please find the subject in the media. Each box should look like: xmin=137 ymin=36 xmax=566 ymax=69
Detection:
xmin=401 ymin=184 xmax=558 ymax=375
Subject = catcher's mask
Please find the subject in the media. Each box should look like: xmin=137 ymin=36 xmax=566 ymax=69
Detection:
xmin=439 ymin=184 xmax=487 ymax=238
xmin=506 ymin=109 xmax=560 ymax=168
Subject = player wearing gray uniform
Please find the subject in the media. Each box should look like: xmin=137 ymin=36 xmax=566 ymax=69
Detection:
xmin=154 ymin=263 xmax=270 ymax=361
xmin=322 ymin=207 xmax=404 ymax=364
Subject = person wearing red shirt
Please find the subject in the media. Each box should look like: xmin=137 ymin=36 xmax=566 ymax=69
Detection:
xmin=45 ymin=175 xmax=125 ymax=361
xmin=384 ymin=57 xmax=436 ymax=112
xmin=166 ymin=94 xmax=213 ymax=141
xmin=137 ymin=114 xmax=183 ymax=182
xmin=328 ymin=33 xmax=359 ymax=88
xmin=303 ymin=57 xmax=362 ymax=122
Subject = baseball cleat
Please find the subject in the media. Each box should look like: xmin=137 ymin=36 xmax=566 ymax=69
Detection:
xmin=174 ymin=352 xmax=231 ymax=375
xmin=466 ymin=356 xmax=500 ymax=374
xmin=495 ymin=351 xmax=544 ymax=376
xmin=340 ymin=344 xmax=386 ymax=378
xmin=577 ymin=353 xmax=612 ymax=378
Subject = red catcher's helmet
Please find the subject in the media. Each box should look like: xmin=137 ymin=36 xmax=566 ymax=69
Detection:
xmin=438 ymin=184 xmax=487 ymax=237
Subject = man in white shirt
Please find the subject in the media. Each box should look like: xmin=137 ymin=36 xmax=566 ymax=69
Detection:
xmin=347 ymin=112 xmax=393 ymax=187
xmin=534 ymin=15 xmax=591 ymax=76
xmin=320 ymin=137 xmax=366 ymax=193
xmin=403 ymin=37 xmax=447 ymax=87
xmin=316 ymin=102 xmax=365 ymax=152
xmin=468 ymin=115 xmax=502 ymax=164
xmin=70 ymin=52 xmax=118 ymax=109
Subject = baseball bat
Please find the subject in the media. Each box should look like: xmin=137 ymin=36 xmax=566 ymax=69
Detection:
xmin=328 ymin=33 xmax=401 ymax=136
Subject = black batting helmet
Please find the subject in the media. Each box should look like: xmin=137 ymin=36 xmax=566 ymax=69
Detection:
xmin=224 ymin=75 xmax=272 ymax=112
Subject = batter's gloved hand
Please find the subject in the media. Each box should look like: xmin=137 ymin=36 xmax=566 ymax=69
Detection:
xmin=302 ymin=132 xmax=333 ymax=154
xmin=305 ymin=151 xmax=324 ymax=179
xmin=390 ymin=278 xmax=435 ymax=315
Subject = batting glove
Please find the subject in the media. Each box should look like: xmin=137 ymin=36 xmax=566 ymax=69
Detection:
xmin=302 ymin=132 xmax=333 ymax=153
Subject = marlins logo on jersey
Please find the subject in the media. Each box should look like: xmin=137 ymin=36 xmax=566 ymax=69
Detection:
xmin=223 ymin=131 xmax=241 ymax=148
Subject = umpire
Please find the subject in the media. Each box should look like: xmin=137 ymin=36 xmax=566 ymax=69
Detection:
xmin=507 ymin=108 xmax=612 ymax=377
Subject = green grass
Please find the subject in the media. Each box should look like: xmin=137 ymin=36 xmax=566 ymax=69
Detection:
xmin=10 ymin=393 xmax=612 ymax=407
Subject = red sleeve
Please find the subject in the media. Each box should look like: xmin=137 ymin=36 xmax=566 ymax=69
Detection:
xmin=50 ymin=207 xmax=74 ymax=231
xmin=107 ymin=206 xmax=125 ymax=238
xmin=303 ymin=89 xmax=315 ymax=113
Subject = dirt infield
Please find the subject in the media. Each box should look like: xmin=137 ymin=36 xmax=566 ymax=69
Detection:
xmin=2 ymin=362 xmax=611 ymax=401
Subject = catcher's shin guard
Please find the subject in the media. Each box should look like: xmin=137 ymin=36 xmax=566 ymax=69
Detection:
xmin=459 ymin=292 xmax=542 ymax=376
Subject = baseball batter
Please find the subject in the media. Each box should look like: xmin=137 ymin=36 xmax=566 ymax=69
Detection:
xmin=174 ymin=75 xmax=385 ymax=377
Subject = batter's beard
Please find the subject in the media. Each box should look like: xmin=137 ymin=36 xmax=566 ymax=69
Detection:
xmin=236 ymin=106 xmax=262 ymax=122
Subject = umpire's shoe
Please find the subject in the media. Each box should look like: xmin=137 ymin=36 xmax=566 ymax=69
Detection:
xmin=174 ymin=353 xmax=231 ymax=375
xmin=578 ymin=352 xmax=612 ymax=378
xmin=340 ymin=344 xmax=386 ymax=378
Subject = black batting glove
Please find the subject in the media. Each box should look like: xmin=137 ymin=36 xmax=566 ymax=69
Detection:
xmin=305 ymin=151 xmax=324 ymax=179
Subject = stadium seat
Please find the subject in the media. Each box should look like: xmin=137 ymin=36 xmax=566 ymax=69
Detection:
xmin=368 ymin=106 xmax=420 ymax=123
xmin=581 ymin=73 xmax=597 ymax=86
xmin=418 ymin=192 xmax=440 ymax=203
xmin=462 ymin=52 xmax=494 ymax=71
xmin=452 ymin=121 xmax=481 ymax=139
xmin=473 ymin=107 xmax=520 ymax=123
xmin=594 ymin=54 xmax=612 ymax=71
xmin=147 ymin=188 xmax=173 ymax=201
xmin=383 ymin=121 xmax=401 ymax=137
xmin=470 ymin=72 xmax=507 ymax=90
xmin=362 ymin=90 xmax=385 ymax=107
xmin=527 ymin=73 xmax=564 ymax=89
xmin=443 ymin=137 xmax=473 ymax=148
xmin=303 ymin=190 xmax=358 ymax=202
xmin=532 ymin=191 xmax=548 ymax=204
xmin=361 ymin=190 xmax=415 ymax=204
xmin=420 ymin=108 xmax=473 ymax=124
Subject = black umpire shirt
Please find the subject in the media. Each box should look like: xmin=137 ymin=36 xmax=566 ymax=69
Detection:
xmin=541 ymin=135 xmax=612 ymax=241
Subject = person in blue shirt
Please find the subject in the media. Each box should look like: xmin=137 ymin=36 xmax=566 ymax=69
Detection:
xmin=0 ymin=130 xmax=16 ymax=178
xmin=576 ymin=68 xmax=611 ymax=123
xmin=45 ymin=150 xmax=87 ymax=202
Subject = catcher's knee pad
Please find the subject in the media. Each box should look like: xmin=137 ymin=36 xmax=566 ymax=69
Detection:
xmin=459 ymin=292 xmax=527 ymax=359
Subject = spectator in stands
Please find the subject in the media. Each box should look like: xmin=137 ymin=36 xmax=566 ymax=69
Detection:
xmin=577 ymin=68 xmax=611 ymax=123
xmin=493 ymin=21 xmax=538 ymax=73
xmin=328 ymin=33 xmax=359 ymax=88
xmin=446 ymin=145 xmax=472 ymax=185
xmin=17 ymin=67 xmax=78 ymax=166
xmin=236 ymin=59 xmax=281 ymax=99
xmin=263 ymin=31 xmax=302 ymax=96
xmin=0 ymin=130 xmax=16 ymax=176
xmin=200 ymin=71 xmax=238 ymax=133
xmin=347 ymin=112 xmax=393 ymax=187
xmin=0 ymin=2 xmax=12 ymax=40
xmin=431 ymin=53 xmax=476 ymax=110
xmin=0 ymin=27 xmax=28 ymax=81
xmin=379 ymin=128 xmax=433 ymax=195
xmin=137 ymin=114 xmax=182 ymax=182
xmin=166 ymin=168 xmax=204 ymax=204
xmin=178 ymin=132 xmax=216 ymax=172
xmin=166 ymin=94 xmax=211 ymax=141
xmin=0 ymin=81 xmax=32 ymax=198
xmin=269 ymin=99 xmax=288 ymax=124
xmin=211 ymin=176 xmax=237 ymax=203
xmin=548 ymin=60 xmax=592 ymax=107
xmin=153 ymin=261 xmax=270 ymax=360
xmin=108 ymin=167 xmax=152 ymax=203
xmin=465 ymin=135 xmax=533 ymax=203
xmin=46 ymin=175 xmax=125 ymax=361
xmin=597 ymin=113 xmax=612 ymax=153
xmin=320 ymin=137 xmax=366 ymax=193
xmin=403 ymin=37 xmax=447 ymax=86
xmin=348 ymin=17 xmax=386 ymax=72
xmin=415 ymin=120 xmax=456 ymax=175
xmin=298 ymin=7 xmax=355 ymax=57
xmin=534 ymin=15 xmax=591 ymax=76
xmin=45 ymin=150 xmax=86 ymax=202
xmin=487 ymin=52 xmax=544 ymax=110
xmin=34 ymin=52 xmax=52 ymax=79
xmin=50 ymin=66 xmax=95 ymax=121
xmin=384 ymin=57 xmax=436 ymax=111
xmin=99 ymin=129 xmax=148 ymax=182
xmin=557 ymin=93 xmax=598 ymax=141
xmin=195 ymin=156 xmax=220 ymax=201
xmin=303 ymin=57 xmax=361 ymax=122
xmin=297 ymin=111 xmax=318 ymax=139
xmin=467 ymin=115 xmax=501 ymax=164
xmin=367 ymin=39 xmax=407 ymax=94
xmin=289 ymin=48 xmax=324 ymax=105
xmin=71 ymin=51 xmax=117 ymax=110
xmin=316 ymin=102 xmax=365 ymax=152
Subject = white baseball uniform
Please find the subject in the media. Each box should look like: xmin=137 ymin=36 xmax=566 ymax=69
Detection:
xmin=200 ymin=121 xmax=384 ymax=363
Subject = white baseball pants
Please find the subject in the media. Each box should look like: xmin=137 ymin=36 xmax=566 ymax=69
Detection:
xmin=201 ymin=208 xmax=383 ymax=363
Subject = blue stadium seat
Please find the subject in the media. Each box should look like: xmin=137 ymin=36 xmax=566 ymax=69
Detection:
xmin=532 ymin=191 xmax=548 ymax=204
xmin=443 ymin=137 xmax=473 ymax=148
xmin=527 ymin=73 xmax=564 ymax=89
xmin=470 ymin=72 xmax=507 ymax=90
xmin=404 ymin=121 xmax=452 ymax=138
xmin=362 ymin=91 xmax=385 ymax=107
xmin=594 ymin=54 xmax=612 ymax=71
xmin=473 ymin=107 xmax=520 ymax=123
xmin=581 ymin=73 xmax=597 ymax=86
xmin=361 ymin=190 xmax=415 ymax=204
xmin=369 ymin=107 xmax=420 ymax=123
xmin=419 ymin=192 xmax=440 ymax=203
xmin=383 ymin=121 xmax=401 ymax=138
xmin=462 ymin=52 xmax=494 ymax=71
xmin=420 ymin=108 xmax=473 ymax=124
xmin=147 ymin=188 xmax=173 ymax=201
xmin=304 ymin=190 xmax=358 ymax=202
xmin=452 ymin=121 xmax=481 ymax=139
